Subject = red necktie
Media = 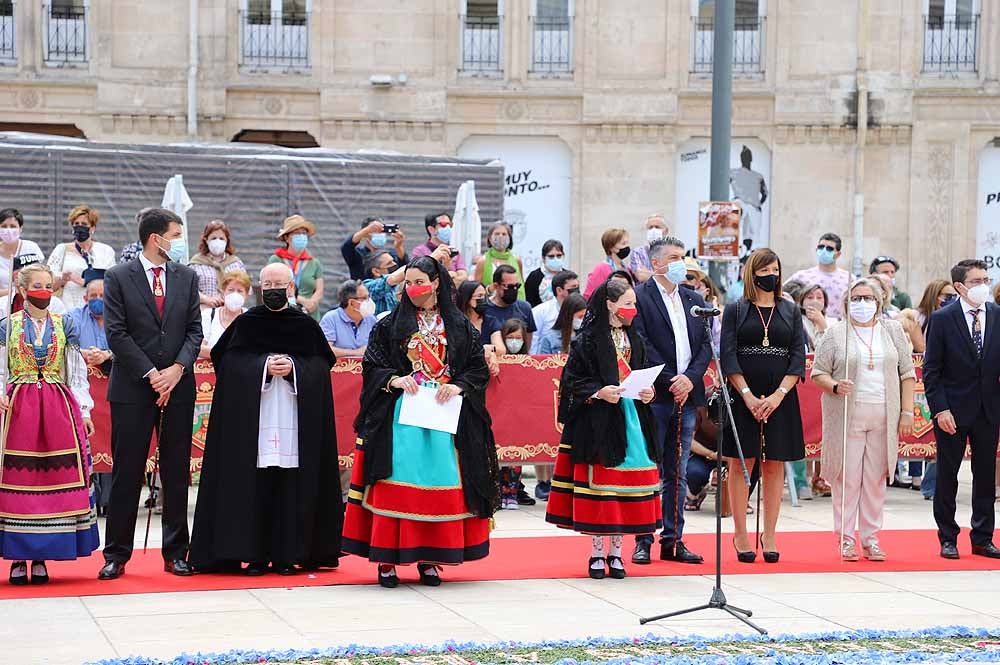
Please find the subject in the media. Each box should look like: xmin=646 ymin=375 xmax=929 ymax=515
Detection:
xmin=151 ymin=266 xmax=165 ymax=317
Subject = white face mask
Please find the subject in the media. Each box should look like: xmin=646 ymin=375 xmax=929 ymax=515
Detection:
xmin=646 ymin=228 xmax=664 ymax=245
xmin=572 ymin=317 xmax=583 ymax=331
xmin=207 ymin=238 xmax=227 ymax=256
xmin=849 ymin=300 xmax=878 ymax=324
xmin=505 ymin=338 xmax=524 ymax=353
xmin=966 ymin=283 xmax=990 ymax=307
xmin=223 ymin=292 xmax=245 ymax=312
xmin=358 ymin=298 xmax=376 ymax=318
xmin=0 ymin=227 xmax=20 ymax=244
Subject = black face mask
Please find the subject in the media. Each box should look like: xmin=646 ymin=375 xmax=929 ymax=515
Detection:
xmin=262 ymin=288 xmax=289 ymax=311
xmin=385 ymin=264 xmax=398 ymax=274
xmin=567 ymin=287 xmax=581 ymax=295
xmin=616 ymin=246 xmax=631 ymax=260
xmin=753 ymin=274 xmax=779 ymax=293
xmin=500 ymin=287 xmax=518 ymax=305
xmin=73 ymin=226 xmax=91 ymax=242
xmin=473 ymin=300 xmax=488 ymax=316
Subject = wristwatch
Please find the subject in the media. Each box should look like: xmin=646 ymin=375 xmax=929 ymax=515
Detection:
xmin=833 ymin=384 xmax=839 ymax=395
xmin=740 ymin=387 xmax=751 ymax=395
xmin=778 ymin=386 xmax=789 ymax=395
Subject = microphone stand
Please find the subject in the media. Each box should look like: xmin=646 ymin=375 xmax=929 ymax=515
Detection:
xmin=640 ymin=313 xmax=766 ymax=634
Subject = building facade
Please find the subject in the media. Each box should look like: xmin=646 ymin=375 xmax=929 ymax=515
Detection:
xmin=0 ymin=0 xmax=998 ymax=296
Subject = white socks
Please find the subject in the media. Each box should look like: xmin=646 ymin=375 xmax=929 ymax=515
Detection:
xmin=590 ymin=536 xmax=625 ymax=569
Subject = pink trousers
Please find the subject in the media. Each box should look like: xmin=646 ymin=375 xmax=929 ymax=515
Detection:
xmin=831 ymin=402 xmax=889 ymax=546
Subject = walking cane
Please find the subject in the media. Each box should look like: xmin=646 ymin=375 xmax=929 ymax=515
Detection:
xmin=673 ymin=401 xmax=683 ymax=557
xmin=143 ymin=406 xmax=166 ymax=554
xmin=756 ymin=422 xmax=764 ymax=551
xmin=840 ymin=318 xmax=851 ymax=559
xmin=0 ymin=259 xmax=15 ymax=483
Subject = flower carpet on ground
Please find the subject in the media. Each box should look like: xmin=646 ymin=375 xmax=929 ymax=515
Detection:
xmin=86 ymin=627 xmax=1000 ymax=665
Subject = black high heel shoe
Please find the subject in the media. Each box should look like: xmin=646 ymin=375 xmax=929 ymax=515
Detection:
xmin=733 ymin=541 xmax=756 ymax=564
xmin=605 ymin=555 xmax=626 ymax=579
xmin=588 ymin=556 xmax=606 ymax=579
xmin=761 ymin=537 xmax=780 ymax=564
xmin=8 ymin=561 xmax=27 ymax=586
xmin=30 ymin=561 xmax=48 ymax=585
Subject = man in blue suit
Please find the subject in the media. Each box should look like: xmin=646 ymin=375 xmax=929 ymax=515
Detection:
xmin=632 ymin=237 xmax=713 ymax=564
xmin=924 ymin=259 xmax=1000 ymax=560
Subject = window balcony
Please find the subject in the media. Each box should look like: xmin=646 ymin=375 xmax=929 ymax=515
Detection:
xmin=460 ymin=14 xmax=502 ymax=76
xmin=239 ymin=9 xmax=310 ymax=71
xmin=529 ymin=14 xmax=572 ymax=75
xmin=922 ymin=14 xmax=978 ymax=73
xmin=691 ymin=15 xmax=764 ymax=75
xmin=43 ymin=2 xmax=87 ymax=65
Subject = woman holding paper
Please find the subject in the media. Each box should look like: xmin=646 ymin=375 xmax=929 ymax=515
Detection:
xmin=342 ymin=256 xmax=501 ymax=589
xmin=546 ymin=279 xmax=661 ymax=580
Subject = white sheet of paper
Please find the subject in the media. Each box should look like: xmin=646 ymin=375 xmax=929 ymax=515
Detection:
xmin=618 ymin=364 xmax=665 ymax=400
xmin=398 ymin=385 xmax=464 ymax=434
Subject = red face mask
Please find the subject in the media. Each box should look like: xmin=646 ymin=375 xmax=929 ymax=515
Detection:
xmin=406 ymin=283 xmax=435 ymax=301
xmin=25 ymin=288 xmax=53 ymax=309
xmin=615 ymin=306 xmax=638 ymax=323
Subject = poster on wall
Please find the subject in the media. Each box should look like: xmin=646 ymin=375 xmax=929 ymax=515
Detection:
xmin=977 ymin=145 xmax=1000 ymax=282
xmin=675 ymin=139 xmax=771 ymax=258
xmin=458 ymin=136 xmax=573 ymax=273
xmin=698 ymin=201 xmax=742 ymax=259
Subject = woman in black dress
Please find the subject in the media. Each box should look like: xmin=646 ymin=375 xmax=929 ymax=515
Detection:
xmin=720 ymin=248 xmax=805 ymax=563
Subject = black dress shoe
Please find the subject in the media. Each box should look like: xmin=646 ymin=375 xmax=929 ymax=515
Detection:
xmin=660 ymin=541 xmax=704 ymax=564
xmin=9 ymin=561 xmax=27 ymax=586
xmin=587 ymin=556 xmax=606 ymax=579
xmin=417 ymin=563 xmax=442 ymax=586
xmin=631 ymin=542 xmax=652 ymax=565
xmin=274 ymin=563 xmax=298 ymax=576
xmin=244 ymin=561 xmax=269 ymax=576
xmin=30 ymin=561 xmax=48 ymax=585
xmin=606 ymin=555 xmax=626 ymax=579
xmin=971 ymin=543 xmax=1000 ymax=559
xmin=378 ymin=567 xmax=399 ymax=588
xmin=98 ymin=561 xmax=126 ymax=580
xmin=163 ymin=559 xmax=193 ymax=576
xmin=940 ymin=542 xmax=960 ymax=560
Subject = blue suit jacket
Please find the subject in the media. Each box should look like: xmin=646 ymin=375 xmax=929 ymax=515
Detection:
xmin=633 ymin=280 xmax=713 ymax=407
xmin=923 ymin=299 xmax=1000 ymax=427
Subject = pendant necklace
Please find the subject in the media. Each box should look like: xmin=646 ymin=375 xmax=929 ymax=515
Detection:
xmin=754 ymin=303 xmax=776 ymax=347
xmin=852 ymin=322 xmax=878 ymax=370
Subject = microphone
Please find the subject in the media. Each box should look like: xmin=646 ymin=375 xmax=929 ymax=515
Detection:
xmin=690 ymin=305 xmax=721 ymax=318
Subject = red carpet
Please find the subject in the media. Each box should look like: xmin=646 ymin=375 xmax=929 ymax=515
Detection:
xmin=3 ymin=529 xmax=998 ymax=600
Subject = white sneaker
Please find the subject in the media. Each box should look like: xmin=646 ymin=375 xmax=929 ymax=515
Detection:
xmin=797 ymin=486 xmax=813 ymax=501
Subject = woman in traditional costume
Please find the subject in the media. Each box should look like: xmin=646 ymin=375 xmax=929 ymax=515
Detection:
xmin=546 ymin=279 xmax=661 ymax=579
xmin=0 ymin=264 xmax=98 ymax=584
xmin=342 ymin=256 xmax=500 ymax=588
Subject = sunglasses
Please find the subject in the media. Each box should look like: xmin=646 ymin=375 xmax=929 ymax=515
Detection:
xmin=817 ymin=244 xmax=837 ymax=252
xmin=685 ymin=274 xmax=698 ymax=281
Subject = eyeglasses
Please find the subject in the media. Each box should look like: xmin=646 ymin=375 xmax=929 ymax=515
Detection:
xmin=872 ymin=256 xmax=896 ymax=265
xmin=503 ymin=283 xmax=523 ymax=290
xmin=967 ymin=277 xmax=993 ymax=287
xmin=850 ymin=295 xmax=877 ymax=303
xmin=817 ymin=244 xmax=837 ymax=252
xmin=261 ymin=282 xmax=291 ymax=290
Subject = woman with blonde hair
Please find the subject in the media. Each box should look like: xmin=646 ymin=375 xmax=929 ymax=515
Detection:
xmin=0 ymin=263 xmax=98 ymax=584
xmin=583 ymin=228 xmax=632 ymax=299
xmin=811 ymin=278 xmax=916 ymax=561
xmin=48 ymin=205 xmax=116 ymax=310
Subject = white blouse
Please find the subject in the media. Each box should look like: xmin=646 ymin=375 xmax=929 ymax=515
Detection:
xmin=48 ymin=241 xmax=116 ymax=310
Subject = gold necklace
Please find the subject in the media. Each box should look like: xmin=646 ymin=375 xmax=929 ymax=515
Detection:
xmin=851 ymin=321 xmax=878 ymax=370
xmin=754 ymin=303 xmax=776 ymax=347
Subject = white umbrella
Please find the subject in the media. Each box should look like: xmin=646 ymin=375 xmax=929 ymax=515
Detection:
xmin=161 ymin=174 xmax=194 ymax=264
xmin=452 ymin=179 xmax=481 ymax=264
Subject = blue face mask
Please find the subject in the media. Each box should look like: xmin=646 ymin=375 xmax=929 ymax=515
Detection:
xmin=816 ymin=247 xmax=836 ymax=266
xmin=437 ymin=226 xmax=452 ymax=244
xmin=161 ymin=237 xmax=187 ymax=263
xmin=370 ymin=233 xmax=387 ymax=248
xmin=665 ymin=260 xmax=687 ymax=285
xmin=290 ymin=234 xmax=309 ymax=252
xmin=544 ymin=256 xmax=564 ymax=272
xmin=88 ymin=298 xmax=104 ymax=316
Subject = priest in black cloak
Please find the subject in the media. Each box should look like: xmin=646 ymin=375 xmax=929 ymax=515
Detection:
xmin=190 ymin=263 xmax=342 ymax=576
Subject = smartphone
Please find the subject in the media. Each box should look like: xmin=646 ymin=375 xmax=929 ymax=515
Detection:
xmin=383 ymin=224 xmax=399 ymax=234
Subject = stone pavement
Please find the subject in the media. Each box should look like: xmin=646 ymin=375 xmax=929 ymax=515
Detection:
xmin=3 ymin=467 xmax=999 ymax=665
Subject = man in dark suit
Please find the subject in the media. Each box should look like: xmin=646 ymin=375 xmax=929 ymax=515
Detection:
xmin=924 ymin=258 xmax=1000 ymax=560
xmin=631 ymin=237 xmax=713 ymax=564
xmin=98 ymin=208 xmax=204 ymax=580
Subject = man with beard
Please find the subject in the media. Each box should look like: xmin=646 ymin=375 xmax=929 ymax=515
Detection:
xmin=189 ymin=263 xmax=342 ymax=576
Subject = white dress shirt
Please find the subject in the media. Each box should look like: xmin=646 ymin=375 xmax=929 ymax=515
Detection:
xmin=530 ymin=298 xmax=560 ymax=354
xmin=654 ymin=278 xmax=692 ymax=375
xmin=961 ymin=298 xmax=986 ymax=344
xmin=138 ymin=252 xmax=167 ymax=296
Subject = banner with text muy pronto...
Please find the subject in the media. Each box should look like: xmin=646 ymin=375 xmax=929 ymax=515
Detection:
xmin=86 ymin=355 xmax=946 ymax=474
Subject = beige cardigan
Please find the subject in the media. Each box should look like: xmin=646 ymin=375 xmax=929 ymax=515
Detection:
xmin=811 ymin=318 xmax=916 ymax=483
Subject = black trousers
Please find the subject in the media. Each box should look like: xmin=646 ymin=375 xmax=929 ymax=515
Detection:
xmin=103 ymin=400 xmax=195 ymax=563
xmin=933 ymin=408 xmax=999 ymax=547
